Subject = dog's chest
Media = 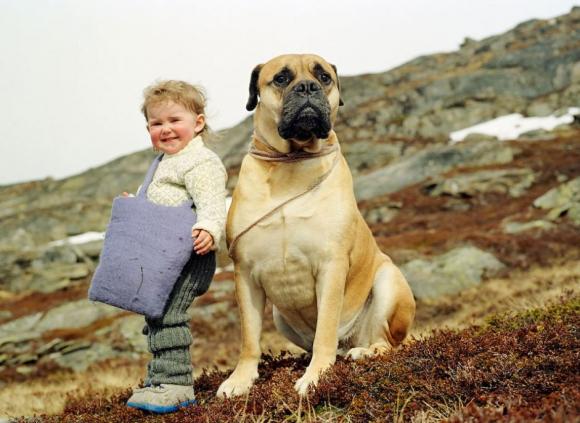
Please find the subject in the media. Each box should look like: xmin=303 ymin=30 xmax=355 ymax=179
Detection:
xmin=254 ymin=248 xmax=316 ymax=309
xmin=242 ymin=205 xmax=334 ymax=310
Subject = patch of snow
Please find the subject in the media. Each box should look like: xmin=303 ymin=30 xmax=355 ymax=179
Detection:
xmin=450 ymin=107 xmax=580 ymax=143
xmin=48 ymin=231 xmax=105 ymax=247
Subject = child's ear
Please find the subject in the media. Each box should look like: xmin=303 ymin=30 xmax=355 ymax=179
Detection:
xmin=194 ymin=114 xmax=206 ymax=133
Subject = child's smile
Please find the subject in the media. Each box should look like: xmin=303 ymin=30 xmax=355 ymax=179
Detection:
xmin=146 ymin=101 xmax=205 ymax=155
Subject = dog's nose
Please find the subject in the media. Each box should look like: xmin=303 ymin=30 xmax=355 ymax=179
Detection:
xmin=293 ymin=80 xmax=321 ymax=95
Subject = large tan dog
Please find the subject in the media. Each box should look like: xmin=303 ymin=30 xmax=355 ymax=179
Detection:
xmin=217 ymin=54 xmax=415 ymax=397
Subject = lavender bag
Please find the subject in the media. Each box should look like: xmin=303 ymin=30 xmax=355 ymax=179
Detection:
xmin=88 ymin=154 xmax=197 ymax=318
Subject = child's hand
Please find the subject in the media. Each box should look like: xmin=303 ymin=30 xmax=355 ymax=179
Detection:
xmin=121 ymin=192 xmax=134 ymax=197
xmin=192 ymin=229 xmax=214 ymax=255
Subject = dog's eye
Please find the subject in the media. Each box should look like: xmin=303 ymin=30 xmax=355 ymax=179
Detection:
xmin=273 ymin=74 xmax=289 ymax=86
xmin=319 ymin=73 xmax=332 ymax=85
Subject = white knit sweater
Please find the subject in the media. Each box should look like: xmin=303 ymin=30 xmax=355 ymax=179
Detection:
xmin=145 ymin=136 xmax=227 ymax=250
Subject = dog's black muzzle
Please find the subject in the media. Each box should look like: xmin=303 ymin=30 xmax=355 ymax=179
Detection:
xmin=278 ymin=80 xmax=332 ymax=142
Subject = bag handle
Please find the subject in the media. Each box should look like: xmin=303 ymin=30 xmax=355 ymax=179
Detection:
xmin=137 ymin=154 xmax=164 ymax=198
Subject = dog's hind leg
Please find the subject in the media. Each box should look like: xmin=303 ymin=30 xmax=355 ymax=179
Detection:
xmin=347 ymin=260 xmax=415 ymax=360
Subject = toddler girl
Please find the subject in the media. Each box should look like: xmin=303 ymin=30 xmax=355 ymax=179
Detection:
xmin=126 ymin=80 xmax=227 ymax=413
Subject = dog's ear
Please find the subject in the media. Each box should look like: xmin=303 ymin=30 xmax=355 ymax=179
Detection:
xmin=331 ymin=64 xmax=344 ymax=106
xmin=246 ymin=64 xmax=262 ymax=111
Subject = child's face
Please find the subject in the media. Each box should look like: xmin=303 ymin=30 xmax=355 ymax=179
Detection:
xmin=146 ymin=101 xmax=205 ymax=155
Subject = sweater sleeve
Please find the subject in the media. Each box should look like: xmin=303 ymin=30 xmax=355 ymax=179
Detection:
xmin=184 ymin=156 xmax=227 ymax=250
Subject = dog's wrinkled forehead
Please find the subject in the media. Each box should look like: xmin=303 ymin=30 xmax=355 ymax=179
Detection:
xmin=246 ymin=53 xmax=343 ymax=112
xmin=260 ymin=54 xmax=335 ymax=85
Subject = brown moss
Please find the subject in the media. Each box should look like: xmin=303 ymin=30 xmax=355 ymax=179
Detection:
xmin=36 ymin=295 xmax=579 ymax=422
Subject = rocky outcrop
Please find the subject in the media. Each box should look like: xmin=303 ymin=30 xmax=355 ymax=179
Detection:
xmin=335 ymin=7 xmax=580 ymax=154
xmin=533 ymin=176 xmax=580 ymax=225
xmin=0 ymin=235 xmax=101 ymax=293
xmin=424 ymin=168 xmax=535 ymax=198
xmin=401 ymin=246 xmax=505 ymax=299
xmin=354 ymin=140 xmax=514 ymax=201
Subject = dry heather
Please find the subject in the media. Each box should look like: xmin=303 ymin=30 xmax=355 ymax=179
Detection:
xmin=24 ymin=295 xmax=578 ymax=422
xmin=2 ymin=259 xmax=578 ymax=419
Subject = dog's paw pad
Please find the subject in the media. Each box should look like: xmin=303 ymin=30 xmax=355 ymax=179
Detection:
xmin=294 ymin=377 xmax=314 ymax=396
xmin=346 ymin=347 xmax=370 ymax=360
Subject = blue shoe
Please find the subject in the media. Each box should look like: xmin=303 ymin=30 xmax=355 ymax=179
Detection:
xmin=127 ymin=384 xmax=197 ymax=413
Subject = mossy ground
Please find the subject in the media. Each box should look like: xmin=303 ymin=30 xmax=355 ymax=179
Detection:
xmin=30 ymin=295 xmax=578 ymax=422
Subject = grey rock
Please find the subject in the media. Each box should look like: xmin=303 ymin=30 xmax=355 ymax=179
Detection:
xmin=35 ymin=300 xmax=122 ymax=333
xmin=114 ymin=315 xmax=149 ymax=353
xmin=0 ymin=228 xmax=36 ymax=251
xmin=503 ymin=220 xmax=556 ymax=234
xmin=15 ymin=366 xmax=35 ymax=376
xmin=53 ymin=342 xmax=117 ymax=372
xmin=534 ymin=176 xmax=580 ymax=209
xmin=58 ymin=340 xmax=92 ymax=355
xmin=401 ymin=246 xmax=505 ymax=299
xmin=28 ymin=277 xmax=71 ymax=294
xmin=363 ymin=206 xmax=399 ymax=225
xmin=0 ymin=332 xmax=40 ymax=350
xmin=40 ymin=262 xmax=89 ymax=279
xmin=533 ymin=176 xmax=580 ymax=224
xmin=425 ymin=168 xmax=535 ymax=198
xmin=462 ymin=133 xmax=499 ymax=143
xmin=517 ymin=128 xmax=556 ymax=141
xmin=14 ymin=354 xmax=39 ymax=365
xmin=354 ymin=141 xmax=514 ymax=201
xmin=343 ymin=141 xmax=403 ymax=174
xmin=526 ymin=102 xmax=554 ymax=117
xmin=0 ymin=313 xmax=43 ymax=340
xmin=36 ymin=338 xmax=65 ymax=355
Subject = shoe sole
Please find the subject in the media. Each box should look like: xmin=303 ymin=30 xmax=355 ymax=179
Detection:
xmin=127 ymin=399 xmax=197 ymax=413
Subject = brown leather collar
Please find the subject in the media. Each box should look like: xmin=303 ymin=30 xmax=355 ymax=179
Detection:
xmin=249 ymin=130 xmax=338 ymax=163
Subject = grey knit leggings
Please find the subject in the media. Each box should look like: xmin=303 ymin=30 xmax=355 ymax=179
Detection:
xmin=143 ymin=251 xmax=215 ymax=386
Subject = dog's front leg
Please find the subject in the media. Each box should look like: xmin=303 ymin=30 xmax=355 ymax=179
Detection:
xmin=294 ymin=261 xmax=347 ymax=396
xmin=217 ymin=266 xmax=265 ymax=398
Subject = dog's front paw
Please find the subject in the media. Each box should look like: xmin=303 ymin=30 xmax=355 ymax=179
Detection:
xmin=347 ymin=342 xmax=390 ymax=360
xmin=216 ymin=367 xmax=258 ymax=398
xmin=294 ymin=362 xmax=331 ymax=396
xmin=294 ymin=370 xmax=320 ymax=396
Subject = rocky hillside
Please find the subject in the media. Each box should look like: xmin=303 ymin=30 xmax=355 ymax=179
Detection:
xmin=0 ymin=7 xmax=579 ymax=421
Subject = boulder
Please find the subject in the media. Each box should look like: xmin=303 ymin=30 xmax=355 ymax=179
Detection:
xmin=114 ymin=315 xmax=149 ymax=353
xmin=401 ymin=246 xmax=505 ymax=299
xmin=533 ymin=176 xmax=580 ymax=225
